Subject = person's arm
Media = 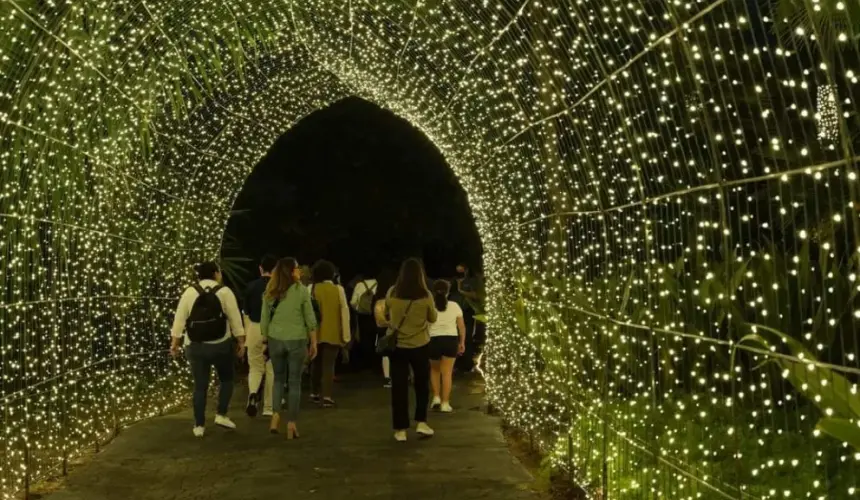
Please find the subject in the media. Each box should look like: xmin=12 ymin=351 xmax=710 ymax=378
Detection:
xmin=350 ymin=283 xmax=362 ymax=310
xmin=426 ymin=297 xmax=438 ymax=323
xmin=222 ymin=289 xmax=246 ymax=356
xmin=169 ymin=289 xmax=192 ymax=356
xmin=456 ymin=307 xmax=467 ymax=355
xmin=301 ymin=288 xmax=320 ymax=359
xmin=260 ymin=296 xmax=271 ymax=339
xmin=374 ymin=299 xmax=389 ymax=327
xmin=338 ymin=285 xmax=351 ymax=343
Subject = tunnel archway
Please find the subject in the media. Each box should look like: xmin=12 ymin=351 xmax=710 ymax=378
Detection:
xmin=221 ymin=96 xmax=483 ymax=282
xmin=2 ymin=0 xmax=860 ymax=498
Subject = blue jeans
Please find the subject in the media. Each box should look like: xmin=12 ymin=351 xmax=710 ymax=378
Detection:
xmin=186 ymin=340 xmax=234 ymax=426
xmin=269 ymin=338 xmax=307 ymax=421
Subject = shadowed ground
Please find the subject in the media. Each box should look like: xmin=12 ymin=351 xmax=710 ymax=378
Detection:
xmin=43 ymin=372 xmax=537 ymax=500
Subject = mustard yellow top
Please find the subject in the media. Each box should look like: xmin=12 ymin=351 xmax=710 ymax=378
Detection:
xmin=386 ymin=292 xmax=437 ymax=349
xmin=312 ymin=281 xmax=349 ymax=346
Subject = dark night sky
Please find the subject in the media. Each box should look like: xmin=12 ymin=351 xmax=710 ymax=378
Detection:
xmin=222 ymin=97 xmax=483 ymax=283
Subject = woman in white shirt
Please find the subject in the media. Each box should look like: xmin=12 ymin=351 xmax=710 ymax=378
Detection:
xmin=428 ymin=280 xmax=466 ymax=412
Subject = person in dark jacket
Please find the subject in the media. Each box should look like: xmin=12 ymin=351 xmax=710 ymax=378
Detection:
xmin=243 ymin=255 xmax=277 ymax=417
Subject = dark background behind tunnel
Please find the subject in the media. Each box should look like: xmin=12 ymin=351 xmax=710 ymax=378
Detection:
xmin=221 ymin=97 xmax=484 ymax=287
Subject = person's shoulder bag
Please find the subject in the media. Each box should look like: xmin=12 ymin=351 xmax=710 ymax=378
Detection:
xmin=376 ymin=299 xmax=413 ymax=355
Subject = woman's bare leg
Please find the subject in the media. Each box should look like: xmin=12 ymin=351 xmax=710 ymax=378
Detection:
xmin=430 ymin=359 xmax=442 ymax=400
xmin=440 ymin=357 xmax=456 ymax=404
xmin=382 ymin=356 xmax=391 ymax=379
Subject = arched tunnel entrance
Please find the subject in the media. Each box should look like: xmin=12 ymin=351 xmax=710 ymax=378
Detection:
xmin=1 ymin=0 xmax=860 ymax=498
xmin=221 ymin=96 xmax=483 ymax=283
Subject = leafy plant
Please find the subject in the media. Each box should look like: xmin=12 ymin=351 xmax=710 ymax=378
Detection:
xmin=218 ymin=230 xmax=253 ymax=291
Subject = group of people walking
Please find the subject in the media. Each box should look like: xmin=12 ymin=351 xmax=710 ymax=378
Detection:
xmin=169 ymin=255 xmax=485 ymax=442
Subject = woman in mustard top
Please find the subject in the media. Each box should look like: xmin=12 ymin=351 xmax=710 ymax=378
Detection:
xmin=309 ymin=260 xmax=350 ymax=407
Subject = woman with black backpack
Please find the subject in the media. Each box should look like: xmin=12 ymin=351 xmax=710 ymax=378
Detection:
xmin=261 ymin=258 xmax=319 ymax=439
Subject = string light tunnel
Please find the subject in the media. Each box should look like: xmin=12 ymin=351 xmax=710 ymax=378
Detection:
xmin=1 ymin=0 xmax=859 ymax=498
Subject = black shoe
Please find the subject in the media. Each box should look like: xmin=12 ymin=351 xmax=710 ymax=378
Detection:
xmin=246 ymin=393 xmax=258 ymax=418
xmin=310 ymin=394 xmax=321 ymax=404
xmin=431 ymin=402 xmax=441 ymax=411
xmin=383 ymin=378 xmax=392 ymax=388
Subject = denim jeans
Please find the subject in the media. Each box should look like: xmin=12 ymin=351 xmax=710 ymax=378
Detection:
xmin=186 ymin=340 xmax=235 ymax=427
xmin=269 ymin=338 xmax=307 ymax=421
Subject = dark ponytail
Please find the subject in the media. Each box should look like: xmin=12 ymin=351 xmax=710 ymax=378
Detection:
xmin=432 ymin=280 xmax=450 ymax=312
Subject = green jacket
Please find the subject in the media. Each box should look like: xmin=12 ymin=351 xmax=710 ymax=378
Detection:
xmin=261 ymin=283 xmax=318 ymax=341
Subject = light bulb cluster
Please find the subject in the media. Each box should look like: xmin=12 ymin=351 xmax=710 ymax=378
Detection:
xmin=1 ymin=1 xmax=860 ymax=499
xmin=817 ymin=84 xmax=840 ymax=143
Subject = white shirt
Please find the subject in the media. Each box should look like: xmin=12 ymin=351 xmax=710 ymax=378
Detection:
xmin=429 ymin=301 xmax=463 ymax=337
xmin=171 ymin=280 xmax=246 ymax=344
xmin=350 ymin=279 xmax=378 ymax=310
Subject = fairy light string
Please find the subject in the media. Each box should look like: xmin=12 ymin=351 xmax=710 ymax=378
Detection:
xmin=1 ymin=0 xmax=859 ymax=498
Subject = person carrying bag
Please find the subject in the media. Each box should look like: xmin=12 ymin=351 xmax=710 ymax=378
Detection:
xmin=383 ymin=258 xmax=437 ymax=442
xmin=376 ymin=301 xmax=412 ymax=355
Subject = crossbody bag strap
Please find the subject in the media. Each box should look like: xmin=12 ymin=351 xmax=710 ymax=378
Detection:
xmin=392 ymin=300 xmax=413 ymax=333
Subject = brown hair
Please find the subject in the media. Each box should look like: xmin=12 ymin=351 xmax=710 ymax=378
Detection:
xmin=432 ymin=279 xmax=450 ymax=312
xmin=265 ymin=257 xmax=299 ymax=301
xmin=393 ymin=258 xmax=430 ymax=300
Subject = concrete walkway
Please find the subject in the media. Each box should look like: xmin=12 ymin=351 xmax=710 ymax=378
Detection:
xmin=44 ymin=373 xmax=537 ymax=500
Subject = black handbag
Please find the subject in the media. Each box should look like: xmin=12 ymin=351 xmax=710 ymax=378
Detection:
xmin=376 ymin=300 xmax=413 ymax=355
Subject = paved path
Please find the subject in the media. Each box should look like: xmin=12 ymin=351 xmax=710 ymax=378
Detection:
xmin=43 ymin=373 xmax=537 ymax=500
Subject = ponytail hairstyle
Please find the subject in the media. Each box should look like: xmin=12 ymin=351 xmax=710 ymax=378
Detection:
xmin=432 ymin=279 xmax=450 ymax=312
xmin=265 ymin=257 xmax=299 ymax=301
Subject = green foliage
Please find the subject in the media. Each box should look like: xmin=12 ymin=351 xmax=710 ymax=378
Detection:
xmin=816 ymin=418 xmax=860 ymax=450
xmin=771 ymin=0 xmax=860 ymax=55
xmin=218 ymin=231 xmax=252 ymax=291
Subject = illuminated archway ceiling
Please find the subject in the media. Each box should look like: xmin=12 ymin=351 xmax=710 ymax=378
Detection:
xmin=3 ymin=0 xmax=860 ymax=497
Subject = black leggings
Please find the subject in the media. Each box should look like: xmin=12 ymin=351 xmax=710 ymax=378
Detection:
xmin=390 ymin=344 xmax=430 ymax=430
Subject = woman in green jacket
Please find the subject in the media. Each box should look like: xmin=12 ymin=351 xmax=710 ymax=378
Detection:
xmin=261 ymin=257 xmax=318 ymax=439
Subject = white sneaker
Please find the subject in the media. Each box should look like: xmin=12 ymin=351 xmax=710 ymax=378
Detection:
xmin=214 ymin=414 xmax=236 ymax=429
xmin=394 ymin=430 xmax=407 ymax=442
xmin=192 ymin=426 xmax=205 ymax=438
xmin=440 ymin=403 xmax=453 ymax=413
xmin=416 ymin=422 xmax=434 ymax=438
xmin=262 ymin=409 xmax=273 ymax=417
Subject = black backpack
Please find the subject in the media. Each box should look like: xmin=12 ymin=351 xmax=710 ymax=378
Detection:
xmin=186 ymin=283 xmax=226 ymax=342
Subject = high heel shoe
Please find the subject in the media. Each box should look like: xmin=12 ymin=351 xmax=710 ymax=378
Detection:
xmin=269 ymin=413 xmax=281 ymax=434
xmin=286 ymin=422 xmax=300 ymax=440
